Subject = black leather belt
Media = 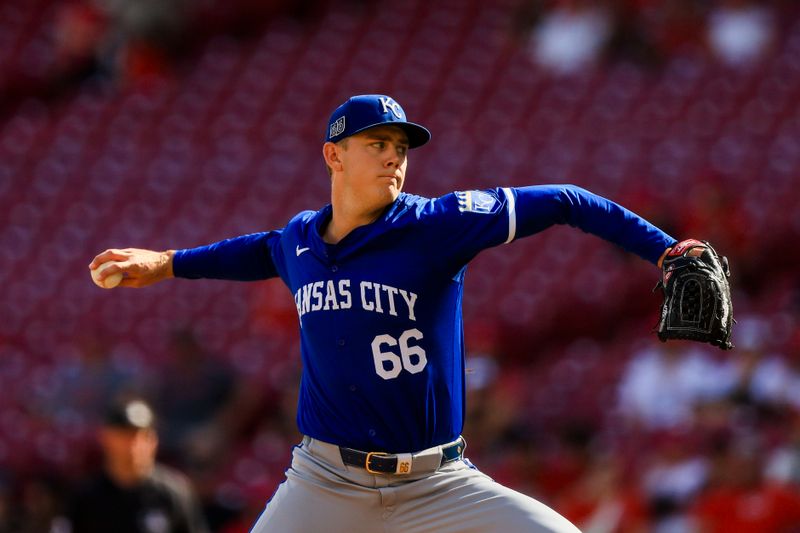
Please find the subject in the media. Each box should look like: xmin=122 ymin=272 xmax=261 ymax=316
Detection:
xmin=340 ymin=437 xmax=465 ymax=474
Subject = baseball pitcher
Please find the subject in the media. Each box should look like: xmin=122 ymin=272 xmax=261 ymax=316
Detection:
xmin=90 ymin=95 xmax=732 ymax=532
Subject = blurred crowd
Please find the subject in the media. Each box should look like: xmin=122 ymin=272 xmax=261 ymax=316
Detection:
xmin=522 ymin=0 xmax=783 ymax=74
xmin=462 ymin=317 xmax=800 ymax=532
xmin=1 ymin=0 xmax=800 ymax=532
xmin=2 ymin=0 xmax=795 ymax=110
xmin=1 ymin=0 xmax=327 ymax=115
xmin=8 ymin=322 xmax=800 ymax=532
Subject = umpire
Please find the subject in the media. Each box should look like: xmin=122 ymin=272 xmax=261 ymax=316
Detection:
xmin=65 ymin=397 xmax=210 ymax=533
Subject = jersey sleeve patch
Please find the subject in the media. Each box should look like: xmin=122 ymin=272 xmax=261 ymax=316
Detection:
xmin=455 ymin=190 xmax=497 ymax=214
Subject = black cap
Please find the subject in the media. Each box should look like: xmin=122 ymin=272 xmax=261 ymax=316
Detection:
xmin=104 ymin=398 xmax=156 ymax=430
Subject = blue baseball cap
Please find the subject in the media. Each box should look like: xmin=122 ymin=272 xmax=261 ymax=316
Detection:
xmin=325 ymin=95 xmax=431 ymax=148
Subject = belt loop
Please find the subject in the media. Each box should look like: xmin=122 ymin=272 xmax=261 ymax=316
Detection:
xmin=395 ymin=453 xmax=412 ymax=475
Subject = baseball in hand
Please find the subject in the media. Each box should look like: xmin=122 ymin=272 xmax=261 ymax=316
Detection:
xmin=91 ymin=261 xmax=124 ymax=289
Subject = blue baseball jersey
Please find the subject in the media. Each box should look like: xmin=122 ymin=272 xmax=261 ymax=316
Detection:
xmin=174 ymin=185 xmax=676 ymax=452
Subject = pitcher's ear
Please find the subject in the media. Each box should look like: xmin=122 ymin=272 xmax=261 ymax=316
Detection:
xmin=323 ymin=142 xmax=344 ymax=172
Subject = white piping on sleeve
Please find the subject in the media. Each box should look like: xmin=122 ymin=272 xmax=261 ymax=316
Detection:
xmin=501 ymin=187 xmax=516 ymax=243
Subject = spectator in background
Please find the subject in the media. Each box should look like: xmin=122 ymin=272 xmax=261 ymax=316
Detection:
xmin=766 ymin=412 xmax=800 ymax=489
xmin=51 ymin=0 xmax=188 ymax=88
xmin=52 ymin=2 xmax=109 ymax=84
xmin=616 ymin=343 xmax=738 ymax=431
xmin=603 ymin=0 xmax=664 ymax=68
xmin=64 ymin=397 xmax=209 ymax=533
xmin=98 ymin=0 xmax=188 ymax=83
xmin=763 ymin=331 xmax=800 ymax=489
xmin=531 ymin=422 xmax=596 ymax=505
xmin=640 ymin=430 xmax=709 ymax=533
xmin=63 ymin=334 xmax=158 ymax=421
xmin=557 ymin=454 xmax=648 ymax=533
xmin=727 ymin=316 xmax=800 ymax=412
xmin=707 ymin=0 xmax=776 ymax=67
xmin=0 ymin=480 xmax=9 ymax=533
xmin=637 ymin=0 xmax=707 ymax=58
xmin=155 ymin=328 xmax=238 ymax=472
xmin=691 ymin=437 xmax=800 ymax=532
xmin=462 ymin=351 xmax=504 ymax=459
xmin=529 ymin=0 xmax=613 ymax=75
xmin=9 ymin=477 xmax=66 ymax=533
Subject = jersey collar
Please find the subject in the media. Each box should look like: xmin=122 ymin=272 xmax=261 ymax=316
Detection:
xmin=310 ymin=195 xmax=409 ymax=260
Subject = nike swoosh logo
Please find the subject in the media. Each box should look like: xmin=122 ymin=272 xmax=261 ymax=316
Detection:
xmin=296 ymin=246 xmax=310 ymax=256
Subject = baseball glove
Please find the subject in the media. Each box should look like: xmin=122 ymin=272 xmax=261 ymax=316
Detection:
xmin=655 ymin=239 xmax=734 ymax=350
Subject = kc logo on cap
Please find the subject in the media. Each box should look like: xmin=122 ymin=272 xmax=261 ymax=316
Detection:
xmin=325 ymin=94 xmax=431 ymax=149
xmin=379 ymin=97 xmax=403 ymax=119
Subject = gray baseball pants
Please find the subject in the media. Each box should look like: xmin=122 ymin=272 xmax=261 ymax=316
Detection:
xmin=251 ymin=436 xmax=580 ymax=533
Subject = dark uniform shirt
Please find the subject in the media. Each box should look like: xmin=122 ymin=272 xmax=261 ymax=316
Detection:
xmin=67 ymin=464 xmax=209 ymax=533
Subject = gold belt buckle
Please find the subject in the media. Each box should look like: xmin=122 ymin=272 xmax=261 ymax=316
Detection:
xmin=365 ymin=451 xmax=389 ymax=474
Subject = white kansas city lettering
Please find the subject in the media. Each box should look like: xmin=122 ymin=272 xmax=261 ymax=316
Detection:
xmin=294 ymin=278 xmax=417 ymax=322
